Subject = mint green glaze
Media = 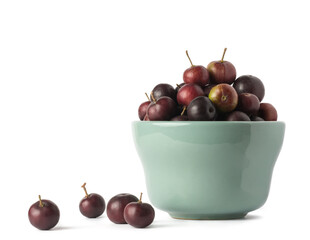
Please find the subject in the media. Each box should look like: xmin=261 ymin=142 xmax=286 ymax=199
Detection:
xmin=132 ymin=121 xmax=285 ymax=220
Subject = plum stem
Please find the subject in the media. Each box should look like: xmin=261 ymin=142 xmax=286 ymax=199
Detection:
xmin=176 ymin=84 xmax=180 ymax=88
xmin=181 ymin=106 xmax=186 ymax=116
xmin=150 ymin=92 xmax=156 ymax=103
xmin=221 ymin=48 xmax=227 ymax=63
xmin=186 ymin=50 xmax=194 ymax=67
xmin=138 ymin=192 xmax=143 ymax=203
xmin=81 ymin=183 xmax=89 ymax=198
xmin=145 ymin=93 xmax=150 ymax=102
xmin=38 ymin=195 xmax=44 ymax=207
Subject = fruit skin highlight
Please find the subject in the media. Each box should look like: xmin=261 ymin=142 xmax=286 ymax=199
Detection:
xmin=208 ymin=84 xmax=238 ymax=113
xmin=233 ymin=75 xmax=265 ymax=101
xmin=177 ymin=83 xmax=204 ymax=107
xmin=124 ymin=193 xmax=155 ymax=228
xmin=107 ymin=193 xmax=139 ymax=224
xmin=207 ymin=48 xmax=236 ymax=85
xmin=28 ymin=195 xmax=60 ymax=230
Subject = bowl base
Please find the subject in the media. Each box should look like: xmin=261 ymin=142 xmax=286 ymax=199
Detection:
xmin=169 ymin=212 xmax=247 ymax=220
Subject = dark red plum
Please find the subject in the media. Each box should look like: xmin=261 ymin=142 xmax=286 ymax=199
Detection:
xmin=107 ymin=194 xmax=139 ymax=224
xmin=147 ymin=96 xmax=177 ymax=120
xmin=233 ymin=75 xmax=265 ymax=101
xmin=151 ymin=83 xmax=176 ymax=101
xmin=177 ymin=83 xmax=204 ymax=107
xmin=251 ymin=116 xmax=264 ymax=121
xmin=79 ymin=183 xmax=105 ymax=218
xmin=28 ymin=195 xmax=60 ymax=230
xmin=203 ymin=84 xmax=216 ymax=96
xmin=171 ymin=115 xmax=189 ymax=121
xmin=183 ymin=50 xmax=209 ymax=86
xmin=237 ymin=93 xmax=260 ymax=115
xmin=123 ymin=193 xmax=155 ymax=228
xmin=187 ymin=96 xmax=216 ymax=121
xmin=258 ymin=103 xmax=277 ymax=121
xmin=226 ymin=111 xmax=251 ymax=121
xmin=208 ymin=84 xmax=238 ymax=113
xmin=207 ymin=48 xmax=236 ymax=84
xmin=138 ymin=101 xmax=151 ymax=120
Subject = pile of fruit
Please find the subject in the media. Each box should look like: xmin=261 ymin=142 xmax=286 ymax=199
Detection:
xmin=28 ymin=183 xmax=155 ymax=230
xmin=138 ymin=49 xmax=278 ymax=121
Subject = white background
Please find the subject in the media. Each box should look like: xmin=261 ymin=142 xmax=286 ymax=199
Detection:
xmin=0 ymin=0 xmax=309 ymax=239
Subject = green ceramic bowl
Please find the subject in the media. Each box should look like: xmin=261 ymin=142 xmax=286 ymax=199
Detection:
xmin=132 ymin=121 xmax=285 ymax=220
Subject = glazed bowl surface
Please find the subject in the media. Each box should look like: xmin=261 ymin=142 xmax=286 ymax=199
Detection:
xmin=132 ymin=121 xmax=285 ymax=220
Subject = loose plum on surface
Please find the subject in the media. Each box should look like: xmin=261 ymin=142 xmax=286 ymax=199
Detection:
xmin=237 ymin=93 xmax=260 ymax=115
xmin=107 ymin=193 xmax=139 ymax=224
xmin=183 ymin=50 xmax=209 ymax=86
xmin=258 ymin=103 xmax=278 ymax=121
xmin=207 ymin=48 xmax=236 ymax=84
xmin=123 ymin=193 xmax=155 ymax=228
xmin=28 ymin=195 xmax=60 ymax=230
xmin=177 ymin=83 xmax=204 ymax=107
xmin=233 ymin=75 xmax=265 ymax=101
xmin=208 ymin=84 xmax=238 ymax=113
xmin=147 ymin=96 xmax=177 ymax=120
xmin=187 ymin=96 xmax=216 ymax=121
xmin=79 ymin=183 xmax=105 ymax=218
xmin=226 ymin=111 xmax=251 ymax=121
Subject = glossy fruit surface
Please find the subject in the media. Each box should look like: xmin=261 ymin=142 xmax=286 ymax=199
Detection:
xmin=187 ymin=96 xmax=216 ymax=121
xmin=123 ymin=194 xmax=155 ymax=228
xmin=226 ymin=111 xmax=251 ymax=121
xmin=138 ymin=101 xmax=151 ymax=120
xmin=208 ymin=84 xmax=238 ymax=113
xmin=207 ymin=48 xmax=236 ymax=84
xmin=183 ymin=50 xmax=209 ymax=86
xmin=237 ymin=93 xmax=260 ymax=115
xmin=171 ymin=115 xmax=188 ymax=121
xmin=107 ymin=193 xmax=139 ymax=224
xmin=233 ymin=75 xmax=265 ymax=101
xmin=28 ymin=196 xmax=60 ymax=230
xmin=203 ymin=84 xmax=216 ymax=96
xmin=183 ymin=65 xmax=210 ymax=86
xmin=79 ymin=193 xmax=105 ymax=218
xmin=147 ymin=97 xmax=177 ymax=120
xmin=251 ymin=116 xmax=264 ymax=121
xmin=258 ymin=103 xmax=277 ymax=121
xmin=151 ymin=83 xmax=176 ymax=101
xmin=177 ymin=83 xmax=204 ymax=107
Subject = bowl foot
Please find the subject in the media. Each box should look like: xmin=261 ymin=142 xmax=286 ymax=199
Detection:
xmin=169 ymin=212 xmax=247 ymax=220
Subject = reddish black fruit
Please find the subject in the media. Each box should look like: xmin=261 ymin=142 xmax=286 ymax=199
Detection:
xmin=203 ymin=84 xmax=216 ymax=96
xmin=183 ymin=50 xmax=209 ymax=86
xmin=147 ymin=96 xmax=177 ymax=120
xmin=79 ymin=183 xmax=105 ymax=218
xmin=124 ymin=193 xmax=155 ymax=228
xmin=237 ymin=93 xmax=260 ymax=115
xmin=151 ymin=83 xmax=176 ymax=101
xmin=28 ymin=195 xmax=60 ymax=230
xmin=107 ymin=193 xmax=139 ymax=224
xmin=233 ymin=75 xmax=265 ymax=101
xmin=138 ymin=101 xmax=151 ymax=120
xmin=226 ymin=111 xmax=251 ymax=121
xmin=171 ymin=115 xmax=189 ymax=121
xmin=258 ymin=103 xmax=277 ymax=121
xmin=187 ymin=96 xmax=216 ymax=121
xmin=251 ymin=116 xmax=264 ymax=121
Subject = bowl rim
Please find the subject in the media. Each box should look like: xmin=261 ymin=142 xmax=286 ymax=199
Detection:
xmin=133 ymin=121 xmax=285 ymax=125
